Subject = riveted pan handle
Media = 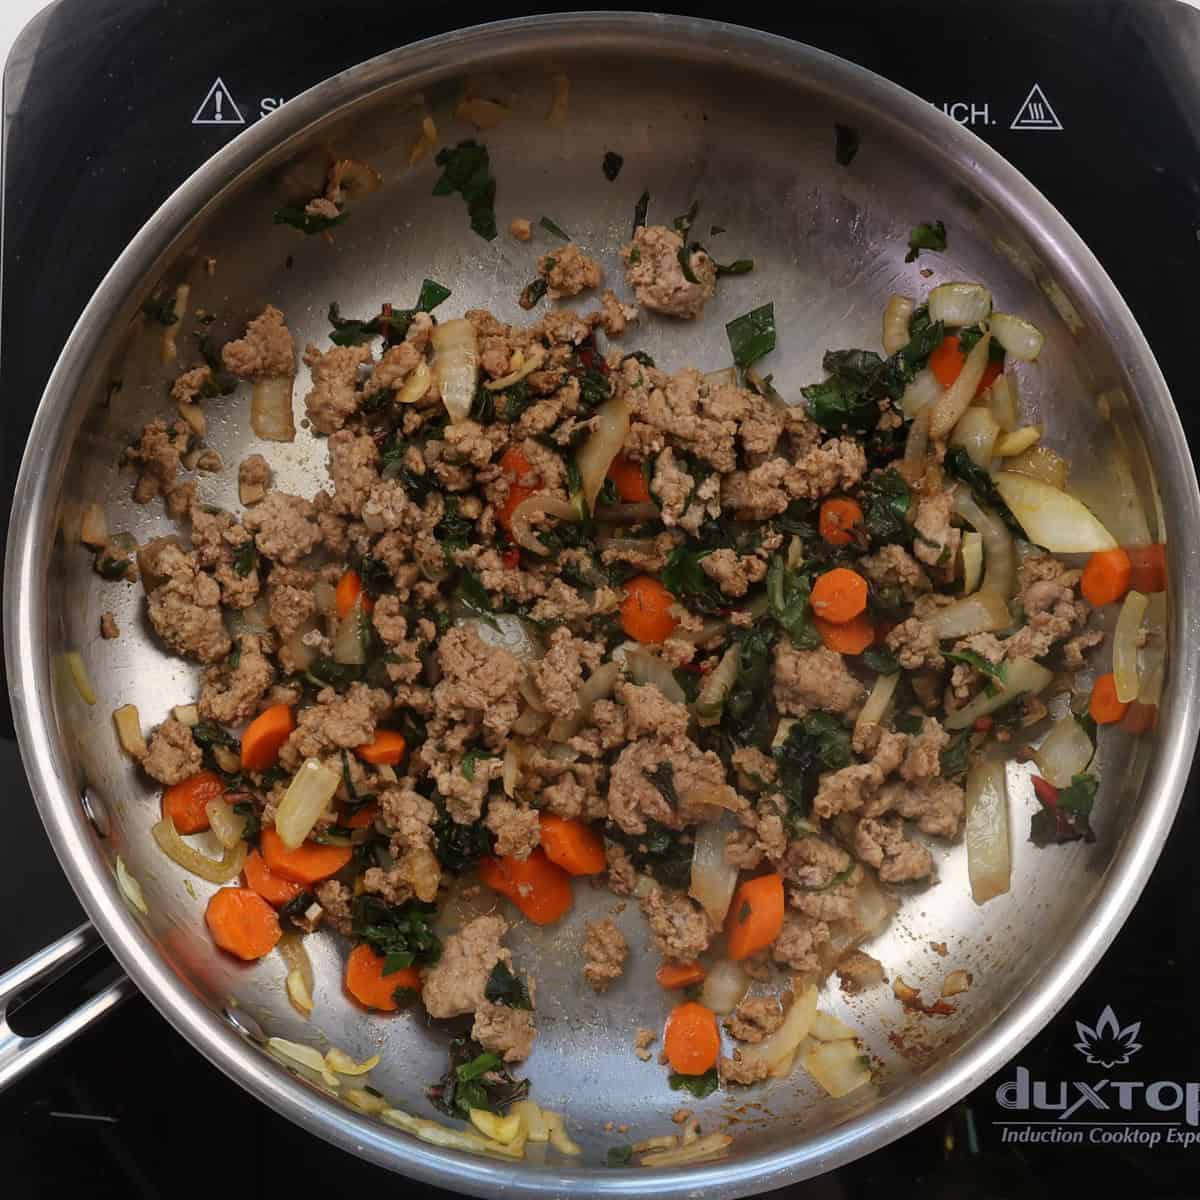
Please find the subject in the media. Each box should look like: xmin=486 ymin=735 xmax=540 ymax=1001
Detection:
xmin=0 ymin=922 xmax=138 ymax=1091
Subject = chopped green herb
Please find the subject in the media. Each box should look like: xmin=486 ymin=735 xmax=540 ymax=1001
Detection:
xmin=676 ymin=242 xmax=702 ymax=285
xmin=944 ymin=446 xmax=1028 ymax=540
xmin=632 ymin=189 xmax=650 ymax=237
xmin=860 ymin=468 xmax=912 ymax=545
xmin=433 ymin=808 xmax=494 ymax=873
xmin=672 ymin=201 xmax=699 ymax=238
xmin=359 ymin=555 xmax=392 ymax=598
xmin=141 ymin=293 xmax=178 ymax=326
xmin=645 ymin=761 xmax=681 ymax=810
xmin=351 ymin=894 xmax=442 ymax=975
xmin=416 ymin=278 xmax=452 ymax=311
xmin=95 ymin=553 xmax=131 ymax=581
xmin=519 ymin=277 xmax=548 ymax=310
xmin=715 ymin=259 xmax=754 ymax=277
xmin=661 ymin=545 xmax=725 ymax=615
xmin=453 ymin=571 xmax=500 ymax=630
xmin=432 ymin=140 xmax=498 ymax=240
xmin=668 ymin=1068 xmax=720 ymax=1099
xmin=861 ymin=646 xmax=900 ymax=674
xmin=939 ymin=731 xmax=972 ymax=778
xmin=484 ymin=961 xmax=533 ymax=1010
xmin=905 ymin=220 xmax=947 ymax=263
xmin=607 ymin=1145 xmax=634 ymax=1167
xmin=835 ymin=123 xmax=861 ymax=166
xmin=602 ymin=151 xmax=624 ymax=181
xmin=623 ymin=350 xmax=656 ymax=368
xmin=605 ymin=822 xmax=692 ymax=890
xmin=232 ymin=801 xmax=261 ymax=843
xmin=429 ymin=1037 xmax=530 ymax=1120
xmin=273 ymin=203 xmax=346 ymax=236
xmin=233 ymin=542 xmax=257 ymax=577
xmin=894 ymin=710 xmax=924 ymax=735
xmin=1031 ymin=772 xmax=1098 ymax=845
xmin=539 ymin=216 xmax=570 ymax=240
xmin=725 ymin=303 xmax=776 ymax=370
xmin=461 ymin=747 xmax=498 ymax=780
xmin=767 ymin=555 xmax=820 ymax=649
xmin=944 ymin=649 xmax=1007 ymax=683
xmin=305 ymin=657 xmax=364 ymax=689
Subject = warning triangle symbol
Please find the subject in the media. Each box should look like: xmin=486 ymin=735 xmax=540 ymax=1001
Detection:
xmin=1010 ymin=84 xmax=1062 ymax=132
xmin=192 ymin=77 xmax=245 ymax=126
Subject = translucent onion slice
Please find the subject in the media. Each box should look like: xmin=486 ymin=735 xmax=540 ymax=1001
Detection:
xmin=990 ymin=311 xmax=1044 ymax=362
xmin=1113 ymin=589 xmax=1149 ymax=703
xmin=811 ymin=1010 xmax=857 ymax=1042
xmin=593 ymin=500 xmax=659 ymax=523
xmin=275 ymin=758 xmax=341 ymax=850
xmin=928 ymin=281 xmax=992 ymax=327
xmin=206 ymin=798 xmax=248 ymax=849
xmin=619 ymin=645 xmax=687 ymax=703
xmin=900 ymin=366 xmax=943 ymax=419
xmin=510 ymin=494 xmax=578 ymax=556
xmin=250 ymin=376 xmax=296 ymax=442
xmin=994 ymin=425 xmax=1041 ymax=457
xmin=961 ymin=531 xmax=983 ymax=594
xmin=925 ymin=589 xmax=1011 ymax=641
xmin=992 ymin=472 xmax=1117 ymax=553
xmin=381 ymin=1105 xmax=525 ymax=1159
xmin=988 ymin=373 xmax=1020 ymax=432
xmin=482 ymin=345 xmax=545 ymax=391
xmin=688 ymin=816 xmax=738 ymax=926
xmin=944 ymin=657 xmax=1053 ymax=730
xmin=546 ymin=660 xmax=620 ymax=742
xmin=699 ymin=959 xmax=749 ymax=1015
xmin=1005 ymin=444 xmax=1068 ymax=489
xmin=116 ymin=856 xmax=149 ymax=915
xmin=855 ymin=671 xmax=899 ymax=733
xmin=802 ymin=1038 xmax=872 ymax=1098
xmin=963 ymin=759 xmax=1010 ymax=904
xmin=930 ymin=332 xmax=992 ymax=441
xmin=151 ymin=816 xmax=246 ymax=882
xmin=1033 ymin=715 xmax=1094 ymax=788
xmin=693 ymin=644 xmax=738 ymax=727
xmin=279 ymin=931 xmax=315 ymax=1018
xmin=172 ymin=703 xmax=200 ymax=727
xmin=901 ymin=405 xmax=930 ymax=480
xmin=80 ymin=502 xmax=109 ymax=547
xmin=332 ymin=599 xmax=367 ymax=665
xmin=949 ymin=405 xmax=1000 ymax=467
xmin=113 ymin=704 xmax=146 ymax=757
xmin=325 ymin=1046 xmax=381 ymax=1076
xmin=396 ymin=359 xmax=432 ymax=405
xmin=431 ymin=318 xmax=479 ymax=424
xmin=735 ymin=983 xmax=818 ymax=1074
xmin=575 ymin=394 xmax=631 ymax=515
xmin=952 ymin=487 xmax=1015 ymax=599
xmin=882 ymin=294 xmax=914 ymax=355
xmin=267 ymin=1037 xmax=340 ymax=1087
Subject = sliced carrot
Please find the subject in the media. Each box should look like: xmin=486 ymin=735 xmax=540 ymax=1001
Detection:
xmin=928 ymin=334 xmax=1003 ymax=396
xmin=478 ymin=849 xmax=573 ymax=925
xmin=663 ymin=1001 xmax=721 ymax=1076
xmin=355 ymin=730 xmax=408 ymax=766
xmin=726 ymin=874 xmax=785 ymax=961
xmin=344 ymin=943 xmax=420 ymax=1012
xmin=205 ymin=886 xmax=281 ymax=961
xmin=656 ymin=960 xmax=707 ymax=989
xmin=241 ymin=704 xmax=295 ymax=772
xmin=161 ymin=770 xmax=224 ymax=835
xmin=1088 ymin=673 xmax=1128 ymax=726
xmin=335 ymin=569 xmax=374 ymax=619
xmin=815 ymin=612 xmax=875 ymax=655
xmin=607 ymin=453 xmax=651 ymax=503
xmin=818 ymin=497 xmax=864 ymax=546
xmin=260 ymin=826 xmax=353 ymax=885
xmin=1120 ymin=701 xmax=1157 ymax=734
xmin=620 ymin=575 xmax=677 ymax=644
xmin=810 ymin=567 xmax=868 ymax=625
xmin=497 ymin=446 xmax=539 ymax=536
xmin=243 ymin=849 xmax=304 ymax=907
xmin=343 ymin=802 xmax=380 ymax=830
xmin=1125 ymin=543 xmax=1167 ymax=594
xmin=538 ymin=814 xmax=606 ymax=876
xmin=1080 ymin=548 xmax=1132 ymax=607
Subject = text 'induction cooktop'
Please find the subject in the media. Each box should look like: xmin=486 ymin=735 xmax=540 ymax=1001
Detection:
xmin=2 ymin=2 xmax=1200 ymax=1198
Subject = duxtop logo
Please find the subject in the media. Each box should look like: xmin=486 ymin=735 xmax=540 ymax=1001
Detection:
xmin=994 ymin=1006 xmax=1200 ymax=1148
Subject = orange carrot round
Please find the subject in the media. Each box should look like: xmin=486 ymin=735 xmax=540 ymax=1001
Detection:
xmin=815 ymin=612 xmax=875 ymax=655
xmin=241 ymin=704 xmax=295 ymax=772
xmin=1080 ymin=548 xmax=1132 ymax=607
xmin=243 ymin=849 xmax=303 ymax=907
xmin=928 ymin=334 xmax=1002 ymax=396
xmin=663 ymin=1001 xmax=721 ymax=1076
xmin=538 ymin=814 xmax=606 ymax=875
xmin=810 ymin=567 xmax=868 ymax=625
xmin=355 ymin=730 xmax=408 ymax=766
xmin=344 ymin=943 xmax=420 ymax=1012
xmin=620 ymin=575 xmax=678 ymax=644
xmin=161 ymin=770 xmax=224 ymax=835
xmin=335 ymin=569 xmax=374 ymax=619
xmin=260 ymin=826 xmax=353 ymax=885
xmin=1089 ymin=673 xmax=1128 ymax=726
xmin=607 ymin=453 xmax=651 ymax=503
xmin=478 ymin=849 xmax=573 ymax=925
xmin=726 ymin=874 xmax=785 ymax=961
xmin=1125 ymin=543 xmax=1167 ymax=594
xmin=656 ymin=960 xmax=707 ymax=989
xmin=818 ymin=497 xmax=864 ymax=546
xmin=497 ymin=446 xmax=539 ymax=536
xmin=205 ymin=886 xmax=281 ymax=961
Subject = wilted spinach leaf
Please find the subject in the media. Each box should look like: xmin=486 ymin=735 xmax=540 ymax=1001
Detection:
xmin=835 ymin=123 xmax=861 ymax=166
xmin=432 ymin=140 xmax=497 ymax=240
xmin=669 ymin=1068 xmax=720 ymax=1099
xmin=860 ymin=468 xmax=912 ymax=545
xmin=905 ymin=220 xmax=947 ymax=263
xmin=943 ymin=446 xmax=1028 ymax=539
xmin=725 ymin=303 xmax=776 ymax=370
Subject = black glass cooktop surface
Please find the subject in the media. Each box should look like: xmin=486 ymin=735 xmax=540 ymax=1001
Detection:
xmin=2 ymin=2 xmax=1199 ymax=1196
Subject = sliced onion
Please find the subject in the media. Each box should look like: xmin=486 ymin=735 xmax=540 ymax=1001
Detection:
xmin=699 ymin=959 xmax=749 ymax=1015
xmin=250 ymin=376 xmax=296 ymax=442
xmin=994 ymin=426 xmax=1041 ymax=457
xmin=688 ymin=816 xmax=738 ymax=926
xmin=988 ymin=373 xmax=1020 ymax=433
xmin=930 ymin=332 xmax=992 ymax=440
xmin=1005 ymin=444 xmax=1068 ymax=489
xmin=802 ymin=1037 xmax=871 ymax=1098
xmin=901 ymin=405 xmax=930 ymax=479
xmin=594 ymin=501 xmax=659 ymax=523
xmin=431 ymin=319 xmax=478 ymax=424
xmin=693 ymin=644 xmax=738 ymax=727
xmin=160 ymin=283 xmax=190 ymax=364
xmin=113 ymin=704 xmax=146 ymax=757
xmin=206 ymin=798 xmax=249 ymax=849
xmin=926 ymin=589 xmax=1011 ymax=641
xmin=735 ymin=983 xmax=818 ymax=1075
xmin=172 ymin=703 xmax=200 ymax=727
xmin=667 ymin=617 xmax=727 ymax=647
xmin=575 ymin=394 xmax=631 ymax=515
xmin=952 ymin=487 xmax=1015 ymax=599
xmin=882 ymin=294 xmax=915 ymax=355
xmin=396 ymin=359 xmax=432 ymax=405
xmin=512 ymin=707 xmax=547 ymax=736
xmin=944 ymin=657 xmax=1053 ymax=730
xmin=332 ymin=599 xmax=367 ymax=665
xmin=547 ymin=660 xmax=620 ymax=741
xmin=510 ymin=494 xmax=578 ymax=556
xmin=620 ymin=645 xmax=687 ymax=703
xmin=80 ymin=502 xmax=109 ymax=547
xmin=483 ymin=345 xmax=546 ymax=391
xmin=229 ymin=595 xmax=271 ymax=636
xmin=992 ymin=472 xmax=1117 ymax=553
xmin=928 ymin=281 xmax=992 ymax=327
xmin=950 ymin=405 xmax=1000 ymax=467
xmin=961 ymin=531 xmax=983 ymax=594
xmin=212 ymin=744 xmax=241 ymax=774
xmin=152 ymin=816 xmax=246 ymax=882
xmin=116 ymin=857 xmax=149 ymax=915
xmin=900 ymin=367 xmax=943 ymax=419
xmin=279 ymin=931 xmax=316 ymax=1017
xmin=1033 ymin=715 xmax=1094 ymax=787
xmin=502 ymin=742 xmax=522 ymax=796
xmin=268 ymin=1037 xmax=340 ymax=1088
xmin=990 ymin=312 xmax=1044 ymax=362
xmin=963 ymin=759 xmax=1010 ymax=904
xmin=855 ymin=671 xmax=899 ymax=733
xmin=283 ymin=624 xmax=318 ymax=672
xmin=1113 ymin=589 xmax=1149 ymax=702
xmin=275 ymin=758 xmax=341 ymax=849
xmin=811 ymin=1010 xmax=857 ymax=1042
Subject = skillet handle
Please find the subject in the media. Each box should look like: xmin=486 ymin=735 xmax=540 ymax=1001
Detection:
xmin=0 ymin=922 xmax=139 ymax=1091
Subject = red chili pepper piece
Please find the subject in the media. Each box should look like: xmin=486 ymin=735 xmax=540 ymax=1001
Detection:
xmin=1031 ymin=776 xmax=1059 ymax=808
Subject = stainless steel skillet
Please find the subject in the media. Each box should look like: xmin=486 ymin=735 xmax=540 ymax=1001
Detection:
xmin=4 ymin=12 xmax=1199 ymax=1197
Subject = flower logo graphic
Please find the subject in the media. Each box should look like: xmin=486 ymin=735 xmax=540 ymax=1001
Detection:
xmin=1074 ymin=1006 xmax=1143 ymax=1067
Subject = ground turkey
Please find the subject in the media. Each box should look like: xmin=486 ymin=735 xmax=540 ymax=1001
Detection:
xmin=811 ymin=731 xmax=906 ymax=820
xmin=640 ymin=885 xmax=712 ymax=961
xmin=864 ymin=778 xmax=964 ymax=839
xmin=314 ymin=880 xmax=353 ymax=936
xmin=621 ymin=225 xmax=716 ymax=319
xmin=222 ymin=305 xmax=295 ymax=379
xmin=484 ymin=797 xmax=541 ymax=860
xmin=472 ymin=1000 xmax=536 ymax=1064
xmin=142 ymin=542 xmax=231 ymax=664
xmin=837 ymin=950 xmax=887 ymax=994
xmin=238 ymin=454 xmax=271 ymax=505
xmin=433 ymin=625 xmax=525 ymax=744
xmin=583 ymin=919 xmax=628 ymax=992
xmin=853 ymin=815 xmax=934 ymax=882
xmin=141 ymin=717 xmax=202 ymax=785
xmin=420 ymin=914 xmax=511 ymax=1019
xmin=538 ymin=243 xmax=602 ymax=299
xmin=127 ymin=418 xmax=188 ymax=504
xmin=1003 ymin=554 xmax=1090 ymax=660
xmin=100 ymin=612 xmax=119 ymax=639
xmin=772 ymin=911 xmax=832 ymax=974
xmin=303 ymin=342 xmax=372 ymax=434
xmin=773 ymin=644 xmax=865 ymax=719
xmin=720 ymin=1049 xmax=771 ymax=1086
xmin=243 ymin=491 xmax=322 ymax=565
xmin=886 ymin=617 xmax=943 ymax=671
xmin=725 ymin=996 xmax=784 ymax=1043
xmin=278 ymin=683 xmax=389 ymax=769
xmin=607 ymin=736 xmax=735 ymax=835
xmin=198 ymin=634 xmax=275 ymax=724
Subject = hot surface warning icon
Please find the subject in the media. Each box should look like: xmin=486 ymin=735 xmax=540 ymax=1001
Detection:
xmin=1010 ymin=84 xmax=1062 ymax=132
xmin=192 ymin=78 xmax=245 ymax=126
